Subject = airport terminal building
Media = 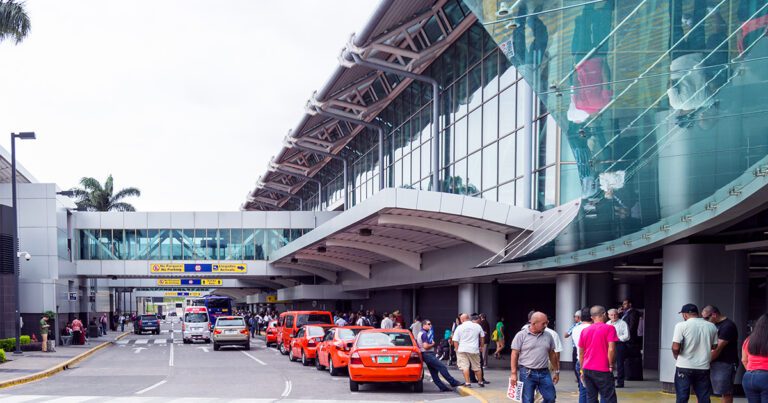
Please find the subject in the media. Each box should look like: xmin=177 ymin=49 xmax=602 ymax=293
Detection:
xmin=1 ymin=0 xmax=767 ymax=389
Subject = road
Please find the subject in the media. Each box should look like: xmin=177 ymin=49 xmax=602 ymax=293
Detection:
xmin=0 ymin=321 xmax=476 ymax=402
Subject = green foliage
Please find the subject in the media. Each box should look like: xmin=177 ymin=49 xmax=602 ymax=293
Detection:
xmin=0 ymin=348 xmax=6 ymax=363
xmin=0 ymin=0 xmax=30 ymax=45
xmin=0 ymin=336 xmax=31 ymax=351
xmin=69 ymin=174 xmax=141 ymax=212
xmin=20 ymin=335 xmax=30 ymax=345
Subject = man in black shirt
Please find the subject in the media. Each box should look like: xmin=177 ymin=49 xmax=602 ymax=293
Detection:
xmin=702 ymin=305 xmax=738 ymax=403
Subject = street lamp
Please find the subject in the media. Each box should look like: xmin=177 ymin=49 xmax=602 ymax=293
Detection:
xmin=11 ymin=131 xmax=36 ymax=354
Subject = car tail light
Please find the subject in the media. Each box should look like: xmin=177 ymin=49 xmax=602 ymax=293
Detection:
xmin=407 ymin=351 xmax=421 ymax=365
xmin=350 ymin=352 xmax=362 ymax=365
xmin=308 ymin=339 xmax=316 ymax=346
xmin=213 ymin=329 xmax=222 ymax=335
xmin=240 ymin=329 xmax=249 ymax=335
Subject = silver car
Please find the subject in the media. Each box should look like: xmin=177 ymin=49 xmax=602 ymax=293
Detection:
xmin=182 ymin=309 xmax=211 ymax=344
xmin=213 ymin=316 xmax=250 ymax=351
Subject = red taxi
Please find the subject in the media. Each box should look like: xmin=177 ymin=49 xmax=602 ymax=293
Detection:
xmin=278 ymin=310 xmax=333 ymax=355
xmin=347 ymin=329 xmax=424 ymax=393
xmin=315 ymin=326 xmax=372 ymax=375
xmin=289 ymin=324 xmax=334 ymax=366
xmin=265 ymin=320 xmax=279 ymax=347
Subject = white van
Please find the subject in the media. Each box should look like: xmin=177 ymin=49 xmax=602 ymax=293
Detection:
xmin=181 ymin=306 xmax=211 ymax=344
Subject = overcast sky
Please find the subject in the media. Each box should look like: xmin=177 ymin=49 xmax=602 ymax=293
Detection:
xmin=0 ymin=0 xmax=378 ymax=211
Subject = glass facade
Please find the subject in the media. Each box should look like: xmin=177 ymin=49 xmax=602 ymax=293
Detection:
xmin=464 ymin=0 xmax=768 ymax=259
xmin=76 ymin=228 xmax=310 ymax=261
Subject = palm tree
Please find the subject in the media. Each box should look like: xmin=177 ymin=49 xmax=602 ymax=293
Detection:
xmin=70 ymin=175 xmax=141 ymax=212
xmin=0 ymin=0 xmax=31 ymax=44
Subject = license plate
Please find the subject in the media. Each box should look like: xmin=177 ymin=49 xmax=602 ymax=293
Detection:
xmin=377 ymin=356 xmax=393 ymax=364
xmin=226 ymin=330 xmax=238 ymax=334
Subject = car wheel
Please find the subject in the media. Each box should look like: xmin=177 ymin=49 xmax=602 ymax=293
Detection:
xmin=213 ymin=343 xmax=220 ymax=351
xmin=244 ymin=342 xmax=251 ymax=351
xmin=315 ymin=355 xmax=325 ymax=371
xmin=183 ymin=339 xmax=190 ymax=344
xmin=412 ymin=379 xmax=423 ymax=393
xmin=349 ymin=379 xmax=359 ymax=392
xmin=205 ymin=339 xmax=211 ymax=344
xmin=302 ymin=350 xmax=311 ymax=366
xmin=329 ymin=356 xmax=340 ymax=376
xmin=289 ymin=348 xmax=297 ymax=362
xmin=280 ymin=343 xmax=288 ymax=355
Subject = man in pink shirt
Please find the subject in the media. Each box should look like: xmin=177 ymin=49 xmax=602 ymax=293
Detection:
xmin=578 ymin=305 xmax=618 ymax=403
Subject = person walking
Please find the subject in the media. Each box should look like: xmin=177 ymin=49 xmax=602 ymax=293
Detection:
xmin=572 ymin=307 xmax=593 ymax=403
xmin=671 ymin=303 xmax=718 ymax=403
xmin=493 ymin=316 xmax=505 ymax=359
xmin=452 ymin=313 xmax=486 ymax=387
xmin=410 ymin=316 xmax=422 ymax=335
xmin=579 ymin=306 xmax=619 ymax=403
xmin=607 ymin=308 xmax=630 ymax=387
xmin=742 ymin=313 xmax=768 ymax=402
xmin=418 ymin=320 xmax=463 ymax=392
xmin=701 ymin=305 xmax=739 ymax=403
xmin=39 ymin=314 xmax=50 ymax=352
xmin=72 ymin=317 xmax=84 ymax=345
xmin=119 ymin=314 xmax=125 ymax=332
xmin=565 ymin=310 xmax=582 ymax=381
xmin=479 ymin=313 xmax=491 ymax=367
xmin=510 ymin=311 xmax=559 ymax=403
xmin=100 ymin=313 xmax=108 ymax=336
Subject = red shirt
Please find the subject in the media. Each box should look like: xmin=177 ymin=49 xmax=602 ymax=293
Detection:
xmin=578 ymin=322 xmax=619 ymax=372
xmin=743 ymin=338 xmax=768 ymax=371
xmin=71 ymin=319 xmax=83 ymax=332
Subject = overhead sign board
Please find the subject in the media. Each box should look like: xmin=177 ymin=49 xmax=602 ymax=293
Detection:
xmin=266 ymin=295 xmax=277 ymax=303
xmin=150 ymin=263 xmax=247 ymax=274
xmin=156 ymin=279 xmax=222 ymax=286
xmin=163 ymin=291 xmax=202 ymax=297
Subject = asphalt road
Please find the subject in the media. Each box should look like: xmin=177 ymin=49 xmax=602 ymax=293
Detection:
xmin=0 ymin=321 xmax=477 ymax=402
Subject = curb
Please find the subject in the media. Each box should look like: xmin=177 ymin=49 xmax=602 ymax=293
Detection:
xmin=0 ymin=332 xmax=130 ymax=389
xmin=456 ymin=385 xmax=490 ymax=403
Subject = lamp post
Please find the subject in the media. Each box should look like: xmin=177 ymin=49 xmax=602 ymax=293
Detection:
xmin=11 ymin=131 xmax=36 ymax=354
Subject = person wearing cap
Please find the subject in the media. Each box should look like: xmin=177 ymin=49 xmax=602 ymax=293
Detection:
xmin=671 ymin=303 xmax=718 ymax=403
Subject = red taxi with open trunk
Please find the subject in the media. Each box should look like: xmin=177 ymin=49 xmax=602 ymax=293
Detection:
xmin=347 ymin=328 xmax=424 ymax=393
xmin=315 ymin=326 xmax=372 ymax=375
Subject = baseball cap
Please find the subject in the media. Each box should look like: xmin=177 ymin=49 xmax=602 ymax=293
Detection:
xmin=679 ymin=303 xmax=699 ymax=314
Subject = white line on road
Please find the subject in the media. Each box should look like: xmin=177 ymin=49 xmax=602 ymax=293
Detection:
xmin=134 ymin=339 xmax=149 ymax=344
xmin=133 ymin=347 xmax=146 ymax=354
xmin=281 ymin=380 xmax=292 ymax=397
xmin=153 ymin=338 xmax=167 ymax=344
xmin=197 ymin=346 xmax=209 ymax=353
xmin=115 ymin=340 xmax=129 ymax=345
xmin=169 ymin=343 xmax=174 ymax=367
xmin=240 ymin=350 xmax=267 ymax=365
xmin=135 ymin=380 xmax=167 ymax=395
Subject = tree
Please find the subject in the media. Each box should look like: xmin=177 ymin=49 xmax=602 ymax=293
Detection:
xmin=0 ymin=0 xmax=31 ymax=44
xmin=70 ymin=175 xmax=141 ymax=212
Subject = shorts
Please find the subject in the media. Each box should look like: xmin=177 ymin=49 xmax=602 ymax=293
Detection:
xmin=710 ymin=361 xmax=735 ymax=395
xmin=456 ymin=352 xmax=481 ymax=371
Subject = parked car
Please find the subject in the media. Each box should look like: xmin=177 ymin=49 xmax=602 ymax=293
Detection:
xmin=135 ymin=314 xmax=160 ymax=335
xmin=289 ymin=324 xmax=334 ymax=366
xmin=212 ymin=316 xmax=250 ymax=351
xmin=277 ymin=311 xmax=332 ymax=355
xmin=316 ymin=326 xmax=372 ymax=375
xmin=347 ymin=329 xmax=424 ymax=393
xmin=181 ymin=306 xmax=211 ymax=344
xmin=265 ymin=320 xmax=279 ymax=347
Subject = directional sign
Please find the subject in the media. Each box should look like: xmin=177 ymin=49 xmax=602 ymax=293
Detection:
xmin=163 ymin=291 xmax=202 ymax=297
xmin=150 ymin=263 xmax=247 ymax=274
xmin=157 ymin=279 xmax=222 ymax=286
xmin=266 ymin=295 xmax=277 ymax=303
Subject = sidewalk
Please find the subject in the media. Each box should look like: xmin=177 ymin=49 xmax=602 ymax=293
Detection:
xmin=0 ymin=328 xmax=130 ymax=387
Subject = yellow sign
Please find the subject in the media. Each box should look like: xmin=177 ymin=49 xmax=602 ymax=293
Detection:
xmin=201 ymin=279 xmax=223 ymax=286
xmin=150 ymin=263 xmax=184 ymax=273
xmin=155 ymin=279 xmax=223 ymax=286
xmin=157 ymin=279 xmax=181 ymax=286
xmin=266 ymin=295 xmax=277 ymax=303
xmin=213 ymin=263 xmax=247 ymax=273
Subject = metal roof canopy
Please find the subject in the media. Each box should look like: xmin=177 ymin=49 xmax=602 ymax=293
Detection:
xmin=0 ymin=144 xmax=36 ymax=184
xmin=269 ymin=188 xmax=579 ymax=278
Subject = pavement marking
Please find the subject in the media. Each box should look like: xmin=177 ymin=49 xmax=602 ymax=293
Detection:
xmin=169 ymin=343 xmax=174 ymax=367
xmin=196 ymin=346 xmax=210 ymax=353
xmin=240 ymin=351 xmax=267 ymax=365
xmin=135 ymin=339 xmax=149 ymax=344
xmin=133 ymin=347 xmax=147 ymax=354
xmin=153 ymin=339 xmax=167 ymax=344
xmin=115 ymin=340 xmax=129 ymax=345
xmin=281 ymin=380 xmax=292 ymax=397
xmin=135 ymin=379 xmax=167 ymax=395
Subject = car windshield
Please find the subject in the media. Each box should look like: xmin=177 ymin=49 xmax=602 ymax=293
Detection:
xmin=297 ymin=314 xmax=331 ymax=327
xmin=140 ymin=315 xmax=157 ymax=321
xmin=217 ymin=318 xmax=244 ymax=327
xmin=357 ymin=332 xmax=413 ymax=347
xmin=206 ymin=298 xmax=230 ymax=309
xmin=307 ymin=326 xmax=326 ymax=337
xmin=337 ymin=328 xmax=363 ymax=340
xmin=184 ymin=313 xmax=208 ymax=323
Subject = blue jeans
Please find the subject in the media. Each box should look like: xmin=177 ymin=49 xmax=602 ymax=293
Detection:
xmin=423 ymin=352 xmax=462 ymax=390
xmin=520 ymin=367 xmax=556 ymax=403
xmin=575 ymin=361 xmax=587 ymax=403
xmin=674 ymin=367 xmax=712 ymax=403
xmin=583 ymin=369 xmax=617 ymax=403
xmin=743 ymin=370 xmax=768 ymax=403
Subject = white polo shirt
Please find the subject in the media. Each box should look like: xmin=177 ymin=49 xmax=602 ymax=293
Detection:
xmin=672 ymin=317 xmax=718 ymax=370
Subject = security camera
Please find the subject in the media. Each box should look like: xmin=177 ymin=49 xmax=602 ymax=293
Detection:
xmin=18 ymin=251 xmax=31 ymax=261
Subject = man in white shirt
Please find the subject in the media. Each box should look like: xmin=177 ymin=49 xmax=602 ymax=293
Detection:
xmin=608 ymin=308 xmax=629 ymax=387
xmin=672 ymin=304 xmax=718 ymax=403
xmin=571 ymin=308 xmax=592 ymax=402
xmin=380 ymin=313 xmax=394 ymax=329
xmin=452 ymin=313 xmax=486 ymax=387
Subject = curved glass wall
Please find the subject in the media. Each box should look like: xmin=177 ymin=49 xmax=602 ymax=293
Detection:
xmin=76 ymin=228 xmax=310 ymax=261
xmin=465 ymin=0 xmax=768 ymax=259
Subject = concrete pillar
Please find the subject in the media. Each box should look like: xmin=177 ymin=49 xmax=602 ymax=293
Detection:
xmin=659 ymin=244 xmax=748 ymax=387
xmin=556 ymin=274 xmax=581 ymax=363
xmin=458 ymin=284 xmax=477 ymax=315
xmin=586 ymin=272 xmax=613 ymax=308
xmin=616 ymin=283 xmax=631 ymax=303
xmin=478 ymin=283 xmax=499 ymax=325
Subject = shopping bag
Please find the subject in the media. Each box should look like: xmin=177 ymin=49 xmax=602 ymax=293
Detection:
xmin=507 ymin=377 xmax=523 ymax=401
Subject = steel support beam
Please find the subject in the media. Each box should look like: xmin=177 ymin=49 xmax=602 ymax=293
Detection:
xmin=294 ymin=253 xmax=370 ymax=279
xmin=325 ymin=239 xmax=421 ymax=270
xmin=271 ymin=263 xmax=338 ymax=283
xmin=289 ymin=141 xmax=349 ymax=210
